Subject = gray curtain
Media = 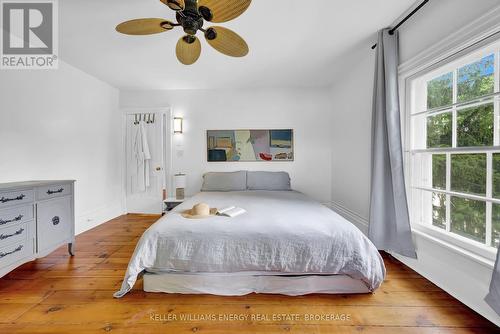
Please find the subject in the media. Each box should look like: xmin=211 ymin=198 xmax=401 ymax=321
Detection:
xmin=369 ymin=29 xmax=417 ymax=259
xmin=486 ymin=246 xmax=500 ymax=315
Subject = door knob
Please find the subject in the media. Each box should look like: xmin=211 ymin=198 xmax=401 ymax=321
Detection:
xmin=155 ymin=167 xmax=162 ymax=171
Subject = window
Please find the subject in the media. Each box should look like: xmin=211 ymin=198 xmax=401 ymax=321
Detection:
xmin=407 ymin=40 xmax=500 ymax=259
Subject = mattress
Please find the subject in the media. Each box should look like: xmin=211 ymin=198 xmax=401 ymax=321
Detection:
xmin=114 ymin=190 xmax=386 ymax=297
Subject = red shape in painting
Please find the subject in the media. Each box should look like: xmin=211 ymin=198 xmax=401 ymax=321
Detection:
xmin=259 ymin=153 xmax=272 ymax=161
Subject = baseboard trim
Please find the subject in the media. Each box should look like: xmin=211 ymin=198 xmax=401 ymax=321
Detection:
xmin=328 ymin=201 xmax=369 ymax=235
xmin=76 ymin=199 xmax=126 ymax=235
xmin=328 ymin=201 xmax=499 ymax=326
xmin=391 ymin=241 xmax=499 ymax=326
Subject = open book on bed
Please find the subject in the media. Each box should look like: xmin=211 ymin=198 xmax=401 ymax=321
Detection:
xmin=217 ymin=206 xmax=246 ymax=218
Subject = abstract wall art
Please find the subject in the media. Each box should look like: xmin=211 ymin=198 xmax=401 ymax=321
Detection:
xmin=207 ymin=129 xmax=294 ymax=162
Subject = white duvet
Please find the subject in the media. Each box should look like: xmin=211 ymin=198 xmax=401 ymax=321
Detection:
xmin=114 ymin=191 xmax=386 ymax=297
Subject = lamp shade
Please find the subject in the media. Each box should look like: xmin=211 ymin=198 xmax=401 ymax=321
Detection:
xmin=174 ymin=173 xmax=187 ymax=188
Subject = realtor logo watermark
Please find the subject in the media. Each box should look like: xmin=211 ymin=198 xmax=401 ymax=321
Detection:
xmin=1 ymin=0 xmax=58 ymax=69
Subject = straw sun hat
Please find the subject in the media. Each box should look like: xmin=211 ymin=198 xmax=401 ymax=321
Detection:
xmin=181 ymin=203 xmax=217 ymax=219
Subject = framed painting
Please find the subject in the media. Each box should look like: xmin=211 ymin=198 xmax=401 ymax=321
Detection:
xmin=207 ymin=129 xmax=294 ymax=162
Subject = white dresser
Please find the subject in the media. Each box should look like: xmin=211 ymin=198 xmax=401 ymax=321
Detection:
xmin=0 ymin=180 xmax=75 ymax=278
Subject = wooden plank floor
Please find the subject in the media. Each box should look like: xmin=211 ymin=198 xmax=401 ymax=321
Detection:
xmin=0 ymin=214 xmax=498 ymax=333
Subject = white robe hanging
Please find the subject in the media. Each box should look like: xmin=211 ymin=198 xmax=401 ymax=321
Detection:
xmin=133 ymin=121 xmax=151 ymax=193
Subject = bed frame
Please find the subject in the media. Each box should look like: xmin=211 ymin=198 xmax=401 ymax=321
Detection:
xmin=143 ymin=272 xmax=371 ymax=295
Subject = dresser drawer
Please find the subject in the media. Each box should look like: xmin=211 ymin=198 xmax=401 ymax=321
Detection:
xmin=0 ymin=222 xmax=28 ymax=248
xmin=0 ymin=205 xmax=33 ymax=228
xmin=0 ymin=239 xmax=30 ymax=268
xmin=0 ymin=190 xmax=34 ymax=210
xmin=37 ymin=197 xmax=72 ymax=252
xmin=37 ymin=184 xmax=71 ymax=201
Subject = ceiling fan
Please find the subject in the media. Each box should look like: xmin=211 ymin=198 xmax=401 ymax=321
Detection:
xmin=116 ymin=0 xmax=251 ymax=65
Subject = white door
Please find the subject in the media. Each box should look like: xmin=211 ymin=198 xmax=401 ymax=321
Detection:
xmin=125 ymin=112 xmax=167 ymax=214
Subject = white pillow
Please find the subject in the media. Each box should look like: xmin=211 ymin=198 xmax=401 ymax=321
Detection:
xmin=247 ymin=171 xmax=291 ymax=191
xmin=201 ymin=171 xmax=247 ymax=192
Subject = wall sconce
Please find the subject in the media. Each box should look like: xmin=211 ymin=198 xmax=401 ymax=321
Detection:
xmin=173 ymin=117 xmax=183 ymax=134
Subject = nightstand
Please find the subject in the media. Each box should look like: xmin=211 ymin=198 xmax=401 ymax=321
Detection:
xmin=163 ymin=197 xmax=189 ymax=215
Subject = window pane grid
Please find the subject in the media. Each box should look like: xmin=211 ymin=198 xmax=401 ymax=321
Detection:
xmin=493 ymin=204 xmax=500 ymax=248
xmin=495 ymin=52 xmax=500 ymax=147
xmin=413 ymin=186 xmax=500 ymax=204
xmin=411 ymin=146 xmax=500 ymax=154
xmin=409 ymin=49 xmax=500 ymax=251
xmin=446 ymin=152 xmax=451 ymax=232
xmin=486 ymin=152 xmax=493 ymax=246
xmin=411 ymin=95 xmax=499 ymax=119
xmin=452 ymin=107 xmax=457 ymax=148
xmin=451 ymin=66 xmax=457 ymax=150
xmin=495 ymin=97 xmax=500 ymax=147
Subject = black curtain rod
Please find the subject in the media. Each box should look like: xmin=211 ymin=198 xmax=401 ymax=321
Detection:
xmin=371 ymin=0 xmax=430 ymax=49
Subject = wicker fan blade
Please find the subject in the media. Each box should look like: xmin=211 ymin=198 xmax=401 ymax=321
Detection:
xmin=205 ymin=26 xmax=248 ymax=57
xmin=176 ymin=35 xmax=201 ymax=65
xmin=160 ymin=0 xmax=185 ymax=11
xmin=198 ymin=0 xmax=251 ymax=23
xmin=116 ymin=18 xmax=174 ymax=35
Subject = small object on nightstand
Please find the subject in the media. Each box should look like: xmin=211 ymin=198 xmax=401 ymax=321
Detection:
xmin=176 ymin=188 xmax=185 ymax=200
xmin=174 ymin=173 xmax=186 ymax=200
xmin=163 ymin=197 xmax=190 ymax=215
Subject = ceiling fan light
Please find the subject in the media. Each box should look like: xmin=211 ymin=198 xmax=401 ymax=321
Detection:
xmin=183 ymin=35 xmax=196 ymax=44
xmin=205 ymin=27 xmax=217 ymax=40
xmin=199 ymin=6 xmax=213 ymax=21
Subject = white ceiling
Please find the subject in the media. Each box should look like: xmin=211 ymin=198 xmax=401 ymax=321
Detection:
xmin=59 ymin=0 xmax=416 ymax=90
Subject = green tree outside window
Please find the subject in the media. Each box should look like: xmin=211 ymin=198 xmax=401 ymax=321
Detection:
xmin=427 ymin=72 xmax=453 ymax=109
xmin=451 ymin=197 xmax=486 ymax=243
xmin=432 ymin=193 xmax=446 ymax=230
xmin=427 ymin=113 xmax=452 ymax=148
xmin=458 ymin=54 xmax=494 ymax=102
xmin=432 ymin=154 xmax=446 ymax=189
xmin=451 ymin=154 xmax=486 ymax=196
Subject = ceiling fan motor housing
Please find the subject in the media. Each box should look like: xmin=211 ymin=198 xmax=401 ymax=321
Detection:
xmin=177 ymin=12 xmax=203 ymax=35
xmin=176 ymin=0 xmax=204 ymax=35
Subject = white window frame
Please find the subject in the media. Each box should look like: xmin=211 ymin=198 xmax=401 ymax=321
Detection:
xmin=403 ymin=36 xmax=500 ymax=262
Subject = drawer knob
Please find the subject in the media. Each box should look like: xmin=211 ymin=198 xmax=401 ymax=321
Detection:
xmin=0 ymin=194 xmax=25 ymax=203
xmin=0 ymin=214 xmax=23 ymax=225
xmin=0 ymin=245 xmax=23 ymax=259
xmin=0 ymin=228 xmax=24 ymax=240
xmin=52 ymin=216 xmax=60 ymax=226
xmin=47 ymin=188 xmax=64 ymax=195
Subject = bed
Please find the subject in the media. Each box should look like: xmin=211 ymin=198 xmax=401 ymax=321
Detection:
xmin=114 ymin=173 xmax=385 ymax=297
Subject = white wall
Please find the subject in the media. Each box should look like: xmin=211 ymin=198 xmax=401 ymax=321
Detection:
xmin=120 ymin=88 xmax=333 ymax=203
xmin=328 ymin=1 xmax=500 ymax=326
xmin=329 ymin=49 xmax=375 ymax=220
xmin=399 ymin=0 xmax=500 ymax=63
xmin=0 ymin=61 xmax=125 ymax=234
